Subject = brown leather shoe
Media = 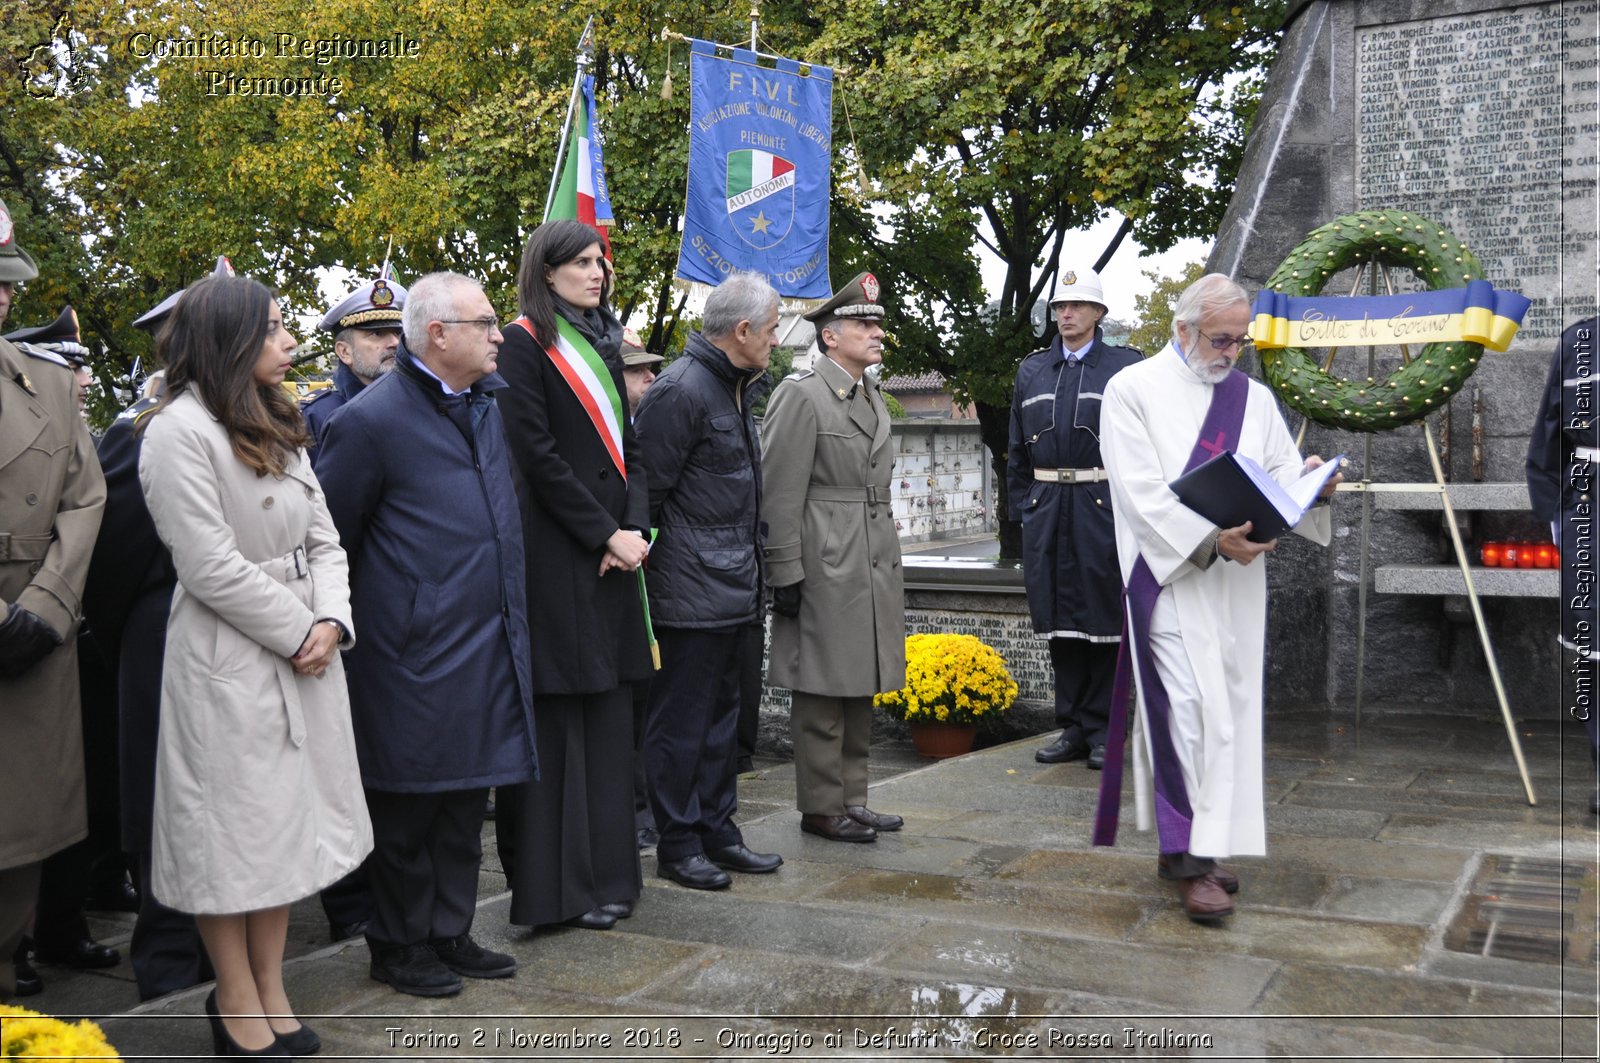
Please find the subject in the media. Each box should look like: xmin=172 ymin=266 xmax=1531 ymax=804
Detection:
xmin=1176 ymin=873 xmax=1234 ymax=922
xmin=1157 ymin=854 xmax=1239 ymax=894
xmin=845 ymin=805 xmax=903 ymax=831
xmin=800 ymin=813 xmax=877 ymax=843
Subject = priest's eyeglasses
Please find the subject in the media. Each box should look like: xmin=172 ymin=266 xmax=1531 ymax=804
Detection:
xmin=439 ymin=317 xmax=500 ymax=334
xmin=1196 ymin=329 xmax=1253 ymax=353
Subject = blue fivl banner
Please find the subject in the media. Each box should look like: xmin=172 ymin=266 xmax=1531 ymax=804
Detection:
xmin=676 ymin=40 xmax=833 ymax=298
xmin=583 ymin=75 xmax=614 ymax=227
xmin=1251 ymin=280 xmax=1532 ymax=352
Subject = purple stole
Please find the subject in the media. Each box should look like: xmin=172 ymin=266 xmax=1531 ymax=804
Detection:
xmin=1092 ymin=368 xmax=1249 ymax=852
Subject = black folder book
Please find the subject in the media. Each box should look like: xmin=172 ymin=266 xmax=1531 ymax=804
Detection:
xmin=1170 ymin=451 xmax=1343 ymax=544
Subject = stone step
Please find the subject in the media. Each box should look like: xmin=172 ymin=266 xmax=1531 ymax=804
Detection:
xmin=1350 ymin=482 xmax=1531 ymax=511
xmin=1374 ymin=562 xmax=1558 ymax=597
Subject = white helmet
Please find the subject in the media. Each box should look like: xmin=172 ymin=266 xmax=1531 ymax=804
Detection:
xmin=1047 ymin=267 xmax=1107 ymax=312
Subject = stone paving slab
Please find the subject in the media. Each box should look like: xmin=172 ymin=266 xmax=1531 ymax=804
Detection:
xmin=810 ymin=868 xmax=1157 ymax=940
xmin=1317 ymin=876 xmax=1458 ymax=923
xmin=609 ymin=881 xmax=916 ymax=964
xmin=1377 ymin=812 xmax=1586 ymax=854
xmin=19 ymin=711 xmax=1600 ymax=1062
xmin=876 ymin=922 xmax=1281 ymax=1012
xmin=1130 ymin=906 xmax=1431 ymax=968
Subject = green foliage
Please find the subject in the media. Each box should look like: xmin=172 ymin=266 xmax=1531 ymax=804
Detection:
xmin=1128 ymin=259 xmax=1207 ymax=353
xmin=0 ymin=0 xmax=1285 ymax=434
xmin=881 ymin=389 xmax=907 ymax=420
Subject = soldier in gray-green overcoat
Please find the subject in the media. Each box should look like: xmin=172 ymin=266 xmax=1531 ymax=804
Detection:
xmin=0 ymin=198 xmax=106 ymax=998
xmin=761 ymin=271 xmax=906 ymax=844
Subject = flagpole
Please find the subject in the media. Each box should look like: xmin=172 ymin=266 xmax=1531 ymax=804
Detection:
xmin=750 ymin=0 xmax=759 ymax=49
xmin=543 ymin=16 xmax=596 ymax=223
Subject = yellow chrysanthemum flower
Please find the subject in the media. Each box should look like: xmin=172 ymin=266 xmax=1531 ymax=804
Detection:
xmin=874 ymin=633 xmax=1018 ymax=726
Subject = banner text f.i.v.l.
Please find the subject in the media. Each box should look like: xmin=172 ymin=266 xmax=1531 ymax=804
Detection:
xmin=676 ymin=40 xmax=833 ymax=298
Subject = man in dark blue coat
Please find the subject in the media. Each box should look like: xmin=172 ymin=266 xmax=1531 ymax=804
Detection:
xmin=635 ymin=272 xmax=784 ymax=890
xmin=301 ymin=274 xmax=407 ymax=449
xmin=1526 ymin=315 xmax=1600 ymax=814
xmin=315 ymin=271 xmax=536 ymax=998
xmin=1007 ymin=268 xmax=1141 ymax=770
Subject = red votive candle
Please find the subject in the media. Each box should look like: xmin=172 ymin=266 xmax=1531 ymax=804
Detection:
xmin=1481 ymin=542 xmax=1503 ymax=567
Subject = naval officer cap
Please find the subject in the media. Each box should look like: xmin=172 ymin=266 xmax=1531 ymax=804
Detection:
xmin=0 ymin=197 xmax=40 ymax=283
xmin=134 ymin=255 xmax=236 ymax=332
xmin=802 ymin=271 xmax=886 ymax=324
xmin=319 ymin=276 xmax=407 ymax=333
xmin=4 ymin=305 xmax=89 ymax=367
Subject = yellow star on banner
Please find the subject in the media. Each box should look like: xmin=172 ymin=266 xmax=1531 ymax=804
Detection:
xmin=749 ymin=211 xmax=773 ymax=235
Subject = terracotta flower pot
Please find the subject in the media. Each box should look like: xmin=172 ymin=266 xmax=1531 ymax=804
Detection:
xmin=909 ymin=720 xmax=978 ymax=759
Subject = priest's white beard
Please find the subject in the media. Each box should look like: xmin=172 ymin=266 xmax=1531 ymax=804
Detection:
xmin=1183 ymin=341 xmax=1235 ymax=384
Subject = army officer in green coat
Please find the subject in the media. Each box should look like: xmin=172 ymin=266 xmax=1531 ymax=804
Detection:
xmin=761 ymin=272 xmax=906 ymax=843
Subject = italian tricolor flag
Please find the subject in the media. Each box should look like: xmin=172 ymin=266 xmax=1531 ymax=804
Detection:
xmin=548 ymin=75 xmax=614 ymax=254
xmin=725 ymin=150 xmax=795 ymax=212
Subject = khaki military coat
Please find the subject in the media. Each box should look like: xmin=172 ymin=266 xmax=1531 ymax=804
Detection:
xmin=761 ymin=355 xmax=905 ymax=697
xmin=138 ymin=391 xmax=372 ymax=914
xmin=0 ymin=339 xmax=105 ymax=869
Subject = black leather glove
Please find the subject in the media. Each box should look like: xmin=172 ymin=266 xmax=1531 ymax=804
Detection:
xmin=0 ymin=602 xmax=64 ymax=679
xmin=771 ymin=582 xmax=802 ymax=618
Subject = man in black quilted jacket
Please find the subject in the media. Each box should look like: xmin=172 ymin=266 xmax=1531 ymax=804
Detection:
xmin=634 ymin=271 xmax=784 ymax=891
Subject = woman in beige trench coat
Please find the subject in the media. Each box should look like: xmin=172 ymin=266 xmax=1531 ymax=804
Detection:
xmin=138 ymin=276 xmax=372 ymax=1056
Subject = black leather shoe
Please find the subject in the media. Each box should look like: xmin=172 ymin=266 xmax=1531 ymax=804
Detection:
xmin=369 ymin=943 xmax=463 ymax=997
xmin=86 ymin=876 xmax=140 ymax=913
xmin=274 ymin=1023 xmax=321 ymax=1056
xmin=636 ymin=826 xmax=659 ymax=850
xmin=845 ymin=805 xmax=903 ymax=832
xmin=431 ymin=934 xmax=516 ymax=978
xmin=1086 ymin=743 xmax=1107 ymax=771
xmin=12 ymin=938 xmax=42 ymax=996
xmin=559 ymin=908 xmax=618 ymax=930
xmin=483 ymin=796 xmax=496 ymax=821
xmin=800 ymin=813 xmax=876 ymax=843
xmin=598 ymin=900 xmax=635 ymax=919
xmin=656 ymin=854 xmax=732 ymax=890
xmin=327 ymin=919 xmax=369 ymax=943
xmin=1035 ymin=731 xmax=1090 ymax=764
xmin=706 ymin=843 xmax=783 ymax=874
xmin=34 ymin=935 xmax=120 ymax=969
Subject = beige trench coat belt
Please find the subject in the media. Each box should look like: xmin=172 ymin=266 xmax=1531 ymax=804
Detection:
xmin=1032 ymin=467 xmax=1108 ymax=484
xmin=0 ymin=532 xmax=55 ymax=563
xmin=263 ymin=544 xmax=312 ymax=748
xmin=806 ymin=485 xmax=890 ymax=505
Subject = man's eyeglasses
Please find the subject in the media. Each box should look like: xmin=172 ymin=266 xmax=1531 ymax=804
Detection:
xmin=439 ymin=317 xmax=500 ymax=334
xmin=1196 ymin=328 xmax=1252 ymax=353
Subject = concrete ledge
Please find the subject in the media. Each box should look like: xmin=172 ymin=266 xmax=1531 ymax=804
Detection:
xmin=1352 ymin=482 xmax=1532 ymax=511
xmin=903 ymin=555 xmax=1025 ymax=593
xmin=1374 ymin=563 xmax=1558 ymax=597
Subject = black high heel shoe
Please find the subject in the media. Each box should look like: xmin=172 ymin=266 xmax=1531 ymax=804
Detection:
xmin=274 ymin=1022 xmax=321 ymax=1056
xmin=205 ymin=990 xmax=290 ymax=1057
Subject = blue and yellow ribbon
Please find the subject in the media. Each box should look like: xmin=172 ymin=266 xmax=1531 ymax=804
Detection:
xmin=1250 ymin=280 xmax=1531 ymax=353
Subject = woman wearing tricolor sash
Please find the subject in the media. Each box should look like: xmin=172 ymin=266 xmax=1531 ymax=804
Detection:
xmin=493 ymin=220 xmax=652 ymax=932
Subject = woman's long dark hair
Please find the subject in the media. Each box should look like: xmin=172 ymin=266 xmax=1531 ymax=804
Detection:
xmin=145 ymin=275 xmax=310 ymax=477
xmin=514 ymin=220 xmax=612 ymax=344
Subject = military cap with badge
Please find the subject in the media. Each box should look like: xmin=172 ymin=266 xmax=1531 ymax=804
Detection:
xmin=0 ymin=197 xmax=40 ymax=285
xmin=318 ymin=275 xmax=407 ymax=334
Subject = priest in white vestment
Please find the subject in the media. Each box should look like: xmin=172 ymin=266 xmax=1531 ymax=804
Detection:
xmin=1099 ymin=273 xmax=1339 ymax=922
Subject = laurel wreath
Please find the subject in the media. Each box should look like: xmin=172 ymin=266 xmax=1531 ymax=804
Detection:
xmin=1258 ymin=209 xmax=1486 ymax=433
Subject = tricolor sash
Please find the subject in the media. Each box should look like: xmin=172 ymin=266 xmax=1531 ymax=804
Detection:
xmin=1093 ymin=368 xmax=1249 ymax=852
xmin=514 ymin=316 xmax=627 ymax=479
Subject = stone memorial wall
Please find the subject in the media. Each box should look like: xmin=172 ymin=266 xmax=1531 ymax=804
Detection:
xmin=1355 ymin=2 xmax=1598 ymax=337
xmin=1206 ymin=0 xmax=1590 ymax=713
